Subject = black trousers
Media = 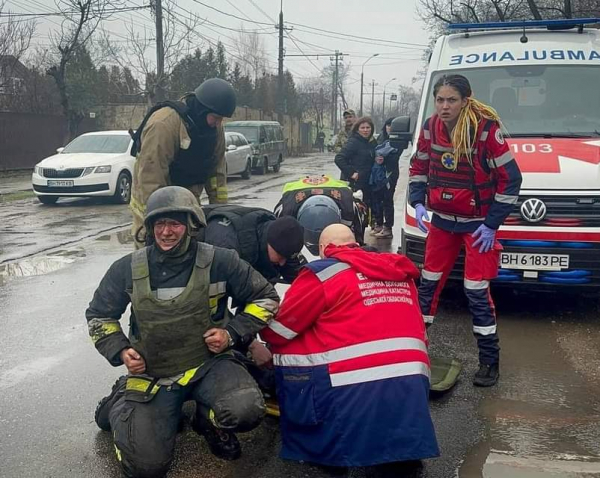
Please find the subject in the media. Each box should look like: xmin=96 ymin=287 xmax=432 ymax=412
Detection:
xmin=109 ymin=358 xmax=265 ymax=478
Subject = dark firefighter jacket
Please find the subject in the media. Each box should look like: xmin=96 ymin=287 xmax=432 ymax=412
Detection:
xmin=86 ymin=240 xmax=280 ymax=371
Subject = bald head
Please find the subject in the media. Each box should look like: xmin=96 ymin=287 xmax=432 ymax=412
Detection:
xmin=318 ymin=224 xmax=357 ymax=258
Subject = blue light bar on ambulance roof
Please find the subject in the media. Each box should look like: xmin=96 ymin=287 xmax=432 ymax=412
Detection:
xmin=447 ymin=18 xmax=600 ymax=31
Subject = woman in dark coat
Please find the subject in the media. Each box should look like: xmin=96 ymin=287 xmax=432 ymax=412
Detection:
xmin=334 ymin=117 xmax=376 ymax=207
xmin=370 ymin=117 xmax=402 ymax=238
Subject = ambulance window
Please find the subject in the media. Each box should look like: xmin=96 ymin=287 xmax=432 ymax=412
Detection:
xmin=424 ymin=65 xmax=600 ymax=136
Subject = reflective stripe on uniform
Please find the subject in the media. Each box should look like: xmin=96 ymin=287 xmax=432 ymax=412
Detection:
xmin=315 ymin=262 xmax=351 ymax=282
xmin=495 ymin=193 xmax=519 ymax=205
xmin=487 ymin=151 xmax=513 ymax=168
xmin=88 ymin=319 xmax=123 ymax=344
xmin=416 ymin=152 xmax=429 ymax=160
xmin=126 ymin=377 xmax=160 ymax=395
xmin=473 ymin=325 xmax=497 ymax=336
xmin=176 ymin=366 xmax=201 ymax=386
xmin=423 ymin=315 xmax=434 ymax=324
xmin=464 ymin=279 xmax=490 ymax=290
xmin=267 ymin=320 xmax=298 ymax=340
xmin=431 ymin=143 xmax=453 ymax=153
xmin=130 ymin=196 xmax=146 ymax=216
xmin=216 ymin=187 xmax=228 ymax=201
xmin=273 ymin=337 xmax=428 ymax=367
xmin=209 ymin=177 xmax=218 ymax=188
xmin=422 ymin=270 xmax=443 ymax=281
xmin=409 ymin=174 xmax=428 ymax=184
xmin=243 ymin=303 xmax=272 ymax=322
xmin=423 ymin=129 xmax=431 ymax=140
xmin=114 ymin=444 xmax=122 ymax=462
xmin=209 ymin=294 xmax=225 ymax=314
xmin=479 ymin=131 xmax=489 ymax=141
xmin=330 ymin=361 xmax=430 ymax=387
xmin=434 ymin=212 xmax=486 ymax=223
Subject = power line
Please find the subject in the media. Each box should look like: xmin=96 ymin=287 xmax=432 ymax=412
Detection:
xmin=188 ymin=0 xmax=272 ymax=26
xmin=0 ymin=5 xmax=150 ymax=18
xmin=287 ymin=21 xmax=428 ymax=48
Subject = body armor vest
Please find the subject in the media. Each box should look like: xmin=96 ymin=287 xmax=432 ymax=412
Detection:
xmin=426 ymin=115 xmax=496 ymax=218
xmin=201 ymin=205 xmax=275 ymax=266
xmin=130 ymin=242 xmax=216 ymax=377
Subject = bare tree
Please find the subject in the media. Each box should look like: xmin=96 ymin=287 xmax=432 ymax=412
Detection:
xmin=233 ymin=26 xmax=270 ymax=84
xmin=101 ymin=0 xmax=199 ymax=105
xmin=0 ymin=1 xmax=35 ymax=91
xmin=46 ymin=0 xmax=124 ymax=140
xmin=419 ymin=0 xmax=599 ymax=32
xmin=298 ymin=77 xmax=331 ymax=133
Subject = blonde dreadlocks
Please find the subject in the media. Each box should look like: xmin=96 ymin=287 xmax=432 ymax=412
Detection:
xmin=434 ymin=74 xmax=504 ymax=166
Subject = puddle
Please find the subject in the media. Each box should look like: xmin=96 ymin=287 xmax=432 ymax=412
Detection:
xmin=0 ymin=248 xmax=86 ymax=283
xmin=459 ymin=314 xmax=600 ymax=477
xmin=95 ymin=229 xmax=134 ymax=245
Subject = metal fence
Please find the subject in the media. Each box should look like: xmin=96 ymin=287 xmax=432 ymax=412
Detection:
xmin=0 ymin=112 xmax=96 ymax=170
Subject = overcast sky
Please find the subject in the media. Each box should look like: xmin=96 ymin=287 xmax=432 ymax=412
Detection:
xmin=12 ymin=0 xmax=431 ymax=109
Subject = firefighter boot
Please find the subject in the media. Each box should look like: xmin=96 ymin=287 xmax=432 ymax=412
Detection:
xmin=94 ymin=375 xmax=127 ymax=431
xmin=193 ymin=416 xmax=241 ymax=461
xmin=473 ymin=363 xmax=499 ymax=387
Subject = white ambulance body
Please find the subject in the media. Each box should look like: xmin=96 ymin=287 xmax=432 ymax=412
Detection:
xmin=400 ymin=19 xmax=600 ymax=288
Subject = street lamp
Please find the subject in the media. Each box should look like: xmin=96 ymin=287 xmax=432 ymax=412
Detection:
xmin=382 ymin=77 xmax=396 ymax=120
xmin=360 ymin=54 xmax=379 ymax=117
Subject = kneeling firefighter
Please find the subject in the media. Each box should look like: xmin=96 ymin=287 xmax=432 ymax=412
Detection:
xmin=87 ymin=186 xmax=279 ymax=477
xmin=130 ymin=78 xmax=236 ymax=249
xmin=201 ymin=204 xmax=305 ymax=284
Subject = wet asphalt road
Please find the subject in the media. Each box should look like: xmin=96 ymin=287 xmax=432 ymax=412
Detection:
xmin=1 ymin=153 xmax=600 ymax=478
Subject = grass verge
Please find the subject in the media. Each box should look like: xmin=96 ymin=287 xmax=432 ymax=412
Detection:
xmin=0 ymin=190 xmax=36 ymax=203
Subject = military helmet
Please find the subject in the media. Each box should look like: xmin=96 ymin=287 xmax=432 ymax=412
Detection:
xmin=297 ymin=195 xmax=342 ymax=256
xmin=194 ymin=78 xmax=237 ymax=118
xmin=144 ymin=186 xmax=207 ymax=231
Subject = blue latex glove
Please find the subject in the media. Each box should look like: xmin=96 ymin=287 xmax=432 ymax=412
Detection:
xmin=472 ymin=224 xmax=496 ymax=253
xmin=415 ymin=204 xmax=429 ymax=233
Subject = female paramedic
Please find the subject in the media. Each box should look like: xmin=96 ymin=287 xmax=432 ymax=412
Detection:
xmin=408 ymin=74 xmax=522 ymax=387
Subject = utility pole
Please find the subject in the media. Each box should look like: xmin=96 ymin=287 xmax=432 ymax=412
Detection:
xmin=154 ymin=0 xmax=165 ymax=103
xmin=331 ymin=50 xmax=343 ymax=133
xmin=371 ymin=79 xmax=375 ymax=116
xmin=277 ymin=0 xmax=284 ymax=123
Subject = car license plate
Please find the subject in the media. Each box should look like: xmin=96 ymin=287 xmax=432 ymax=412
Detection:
xmin=47 ymin=180 xmax=73 ymax=187
xmin=500 ymin=253 xmax=569 ymax=271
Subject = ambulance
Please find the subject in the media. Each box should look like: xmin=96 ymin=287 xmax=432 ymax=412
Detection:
xmin=399 ymin=18 xmax=600 ymax=289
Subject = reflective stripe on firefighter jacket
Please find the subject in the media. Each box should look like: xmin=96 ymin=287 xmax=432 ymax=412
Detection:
xmin=130 ymin=242 xmax=217 ymax=378
xmin=409 ymin=114 xmax=522 ymax=231
xmin=261 ymin=245 xmax=439 ymax=466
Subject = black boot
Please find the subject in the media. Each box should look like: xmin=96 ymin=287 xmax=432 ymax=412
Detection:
xmin=94 ymin=375 xmax=127 ymax=431
xmin=193 ymin=419 xmax=241 ymax=461
xmin=473 ymin=363 xmax=499 ymax=387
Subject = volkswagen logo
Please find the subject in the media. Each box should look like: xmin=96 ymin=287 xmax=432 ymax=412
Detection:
xmin=520 ymin=198 xmax=547 ymax=223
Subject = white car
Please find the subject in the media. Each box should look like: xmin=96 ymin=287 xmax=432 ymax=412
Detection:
xmin=32 ymin=131 xmax=134 ymax=205
xmin=225 ymin=131 xmax=253 ymax=179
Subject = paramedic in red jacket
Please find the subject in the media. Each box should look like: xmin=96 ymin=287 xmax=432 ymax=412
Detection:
xmin=261 ymin=224 xmax=439 ymax=467
xmin=408 ymin=74 xmax=522 ymax=387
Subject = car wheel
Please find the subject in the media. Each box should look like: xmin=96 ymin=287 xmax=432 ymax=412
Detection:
xmin=257 ymin=158 xmax=268 ymax=175
xmin=38 ymin=195 xmax=58 ymax=205
xmin=241 ymin=159 xmax=252 ymax=180
xmin=113 ymin=171 xmax=132 ymax=204
xmin=272 ymin=157 xmax=281 ymax=173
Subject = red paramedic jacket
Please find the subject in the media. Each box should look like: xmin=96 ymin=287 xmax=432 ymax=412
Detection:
xmin=261 ymin=245 xmax=438 ymax=467
xmin=408 ymin=114 xmax=522 ymax=232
